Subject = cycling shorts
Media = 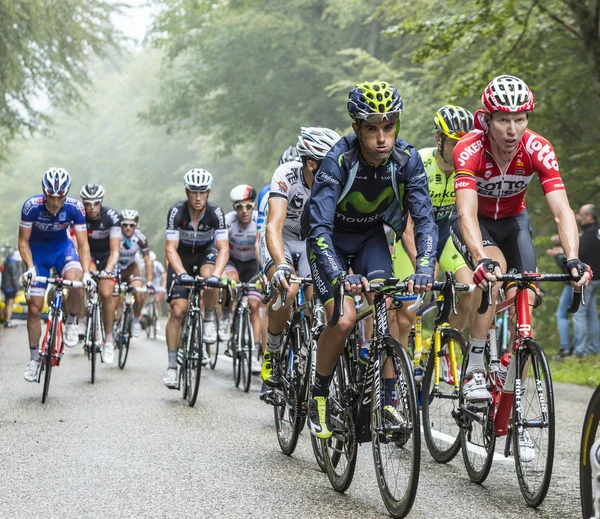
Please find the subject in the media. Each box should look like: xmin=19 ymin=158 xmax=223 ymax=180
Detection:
xmin=91 ymin=250 xmax=110 ymax=272
xmin=166 ymin=246 xmax=218 ymax=302
xmin=30 ymin=239 xmax=81 ymax=297
xmin=393 ymin=235 xmax=467 ymax=280
xmin=450 ymin=209 xmax=536 ymax=273
xmin=310 ymin=227 xmax=391 ymax=305
xmin=259 ymin=231 xmax=310 ymax=278
xmin=225 ymin=257 xmax=261 ymax=301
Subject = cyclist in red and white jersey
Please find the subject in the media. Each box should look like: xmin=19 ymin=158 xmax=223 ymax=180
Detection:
xmin=451 ymin=75 xmax=591 ymax=407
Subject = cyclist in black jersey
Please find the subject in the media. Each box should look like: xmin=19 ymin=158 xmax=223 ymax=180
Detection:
xmin=80 ymin=183 xmax=121 ymax=365
xmin=163 ymin=169 xmax=230 ymax=388
xmin=301 ymin=80 xmax=437 ymax=439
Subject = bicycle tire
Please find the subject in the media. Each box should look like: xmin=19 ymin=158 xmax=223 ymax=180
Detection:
xmin=458 ymin=346 xmax=495 ymax=484
xmin=513 ymin=338 xmax=555 ymax=507
xmin=371 ymin=336 xmax=420 ymax=518
xmin=90 ymin=305 xmax=98 ymax=384
xmin=274 ymin=329 xmax=302 ymax=455
xmin=308 ymin=330 xmax=327 ymax=472
xmin=322 ymin=352 xmax=358 ymax=493
xmin=41 ymin=322 xmax=55 ymax=404
xmin=422 ymin=328 xmax=466 ymax=463
xmin=581 ymin=385 xmax=600 ymax=519
xmin=240 ymin=311 xmax=252 ymax=393
xmin=186 ymin=315 xmax=203 ymax=407
xmin=232 ymin=313 xmax=242 ymax=388
xmin=118 ymin=308 xmax=132 ymax=369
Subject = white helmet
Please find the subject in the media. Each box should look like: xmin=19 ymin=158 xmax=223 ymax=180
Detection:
xmin=229 ymin=184 xmax=257 ymax=203
xmin=80 ymin=183 xmax=105 ymax=200
xmin=120 ymin=209 xmax=139 ymax=223
xmin=42 ymin=167 xmax=71 ymax=196
xmin=183 ymin=169 xmax=213 ymax=191
xmin=481 ymin=75 xmax=535 ymax=113
xmin=149 ymin=251 xmax=157 ymax=262
xmin=296 ymin=127 xmax=341 ymax=161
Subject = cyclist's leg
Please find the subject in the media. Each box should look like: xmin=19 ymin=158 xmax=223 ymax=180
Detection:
xmin=221 ymin=260 xmax=240 ymax=342
xmin=164 ymin=263 xmax=189 ymax=385
xmin=124 ymin=262 xmax=144 ymax=336
xmin=390 ymin=237 xmax=417 ymax=349
xmin=238 ymin=259 xmax=262 ymax=347
xmin=198 ymin=247 xmax=219 ymax=344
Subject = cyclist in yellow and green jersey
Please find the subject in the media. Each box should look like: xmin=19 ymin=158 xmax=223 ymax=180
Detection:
xmin=392 ymin=105 xmax=474 ymax=339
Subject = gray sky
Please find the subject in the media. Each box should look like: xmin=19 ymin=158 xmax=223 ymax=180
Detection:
xmin=113 ymin=0 xmax=158 ymax=49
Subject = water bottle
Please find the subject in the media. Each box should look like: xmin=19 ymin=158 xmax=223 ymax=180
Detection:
xmin=496 ymin=352 xmax=510 ymax=391
xmin=413 ymin=352 xmax=423 ymax=383
xmin=359 ymin=342 xmax=370 ymax=364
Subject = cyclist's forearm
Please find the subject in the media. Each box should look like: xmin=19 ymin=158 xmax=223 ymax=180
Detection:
xmin=266 ymin=223 xmax=286 ymax=267
xmin=212 ymin=241 xmax=229 ymax=278
xmin=105 ymin=238 xmax=121 ymax=272
xmin=166 ymin=246 xmax=186 ymax=276
xmin=77 ymin=239 xmax=91 ymax=274
xmin=555 ymin=209 xmax=579 ymax=260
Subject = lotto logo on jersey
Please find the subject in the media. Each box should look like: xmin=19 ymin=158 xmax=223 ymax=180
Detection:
xmin=456 ymin=140 xmax=484 ymax=167
xmin=525 ymin=134 xmax=559 ymax=171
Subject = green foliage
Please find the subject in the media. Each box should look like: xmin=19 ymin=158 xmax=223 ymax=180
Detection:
xmin=0 ymin=0 xmax=123 ymax=160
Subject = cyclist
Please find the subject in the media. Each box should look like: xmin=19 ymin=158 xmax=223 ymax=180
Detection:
xmin=451 ymin=75 xmax=591 ymax=412
xmin=163 ymin=169 xmax=229 ymax=388
xmin=391 ymin=105 xmax=475 ymax=350
xmin=79 ymin=183 xmax=121 ymax=364
xmin=302 ymin=81 xmax=438 ymax=439
xmin=149 ymin=251 xmax=166 ymax=315
xmin=116 ymin=209 xmax=153 ymax=337
xmin=222 ymin=185 xmax=262 ymax=369
xmin=18 ymin=168 xmax=93 ymax=382
xmin=260 ymin=127 xmax=341 ymax=389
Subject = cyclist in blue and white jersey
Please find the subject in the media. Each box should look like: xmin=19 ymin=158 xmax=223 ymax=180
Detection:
xmin=302 ymin=81 xmax=438 ymax=439
xmin=18 ymin=168 xmax=93 ymax=382
xmin=260 ymin=128 xmax=341 ymax=388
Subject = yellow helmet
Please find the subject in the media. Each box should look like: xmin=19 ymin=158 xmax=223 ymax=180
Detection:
xmin=347 ymin=81 xmax=403 ymax=122
xmin=434 ymin=105 xmax=474 ymax=140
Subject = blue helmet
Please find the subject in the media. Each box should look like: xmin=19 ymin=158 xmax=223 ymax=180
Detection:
xmin=347 ymin=80 xmax=403 ymax=123
xmin=42 ymin=167 xmax=72 ymax=196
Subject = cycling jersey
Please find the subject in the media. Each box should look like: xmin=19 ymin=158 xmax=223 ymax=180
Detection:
xmin=269 ymin=161 xmax=310 ymax=241
xmin=256 ymin=184 xmax=270 ymax=233
xmin=118 ymin=229 xmax=149 ymax=269
xmin=225 ymin=210 xmax=257 ymax=262
xmin=165 ymin=201 xmax=227 ymax=258
xmin=20 ymin=195 xmax=86 ymax=241
xmin=151 ymin=260 xmax=165 ymax=287
xmin=453 ymin=110 xmax=565 ymax=220
xmin=303 ymin=134 xmax=437 ymax=284
xmin=86 ymin=206 xmax=121 ymax=254
xmin=420 ymin=147 xmax=456 ymax=224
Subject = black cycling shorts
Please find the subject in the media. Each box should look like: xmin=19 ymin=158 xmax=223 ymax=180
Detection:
xmin=167 ymin=246 xmax=218 ymax=302
xmin=450 ymin=209 xmax=536 ymax=273
xmin=91 ymin=250 xmax=110 ymax=272
xmin=225 ymin=257 xmax=259 ymax=283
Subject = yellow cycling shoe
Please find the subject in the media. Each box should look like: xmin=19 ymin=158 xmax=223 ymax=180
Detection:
xmin=261 ymin=350 xmax=281 ymax=388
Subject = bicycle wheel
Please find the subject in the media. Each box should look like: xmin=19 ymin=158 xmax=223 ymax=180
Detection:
xmin=308 ymin=331 xmax=327 ymax=472
xmin=581 ymin=385 xmax=600 ymax=519
xmin=458 ymin=346 xmax=495 ymax=484
xmin=90 ymin=306 xmax=98 ymax=384
xmin=274 ymin=329 xmax=303 ymax=455
xmin=371 ymin=337 xmax=420 ymax=518
xmin=232 ymin=313 xmax=242 ymax=388
xmin=240 ymin=311 xmax=253 ymax=393
xmin=322 ymin=352 xmax=358 ymax=493
xmin=152 ymin=303 xmax=158 ymax=340
xmin=513 ymin=338 xmax=555 ymax=507
xmin=422 ymin=328 xmax=466 ymax=463
xmin=41 ymin=322 xmax=55 ymax=404
xmin=186 ymin=315 xmax=203 ymax=407
xmin=118 ymin=308 xmax=132 ymax=369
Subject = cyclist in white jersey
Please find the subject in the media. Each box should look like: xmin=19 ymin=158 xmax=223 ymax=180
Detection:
xmin=260 ymin=127 xmax=341 ymax=388
xmin=222 ymin=185 xmax=262 ymax=366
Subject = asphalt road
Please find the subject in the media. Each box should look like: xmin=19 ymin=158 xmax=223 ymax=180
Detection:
xmin=0 ymin=321 xmax=591 ymax=518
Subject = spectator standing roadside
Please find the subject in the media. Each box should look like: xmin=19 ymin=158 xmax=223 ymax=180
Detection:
xmin=2 ymin=249 xmax=22 ymax=328
xmin=572 ymin=204 xmax=600 ymax=356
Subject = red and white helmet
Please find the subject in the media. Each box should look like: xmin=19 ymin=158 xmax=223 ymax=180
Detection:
xmin=481 ymin=75 xmax=535 ymax=113
xmin=229 ymin=184 xmax=257 ymax=203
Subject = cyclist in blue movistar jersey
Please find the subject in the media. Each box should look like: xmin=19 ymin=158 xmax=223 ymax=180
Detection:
xmin=301 ymin=81 xmax=438 ymax=439
xmin=18 ymin=168 xmax=93 ymax=382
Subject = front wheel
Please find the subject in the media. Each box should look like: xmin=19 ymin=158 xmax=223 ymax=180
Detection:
xmin=118 ymin=309 xmax=132 ymax=369
xmin=41 ymin=322 xmax=56 ymax=404
xmin=422 ymin=328 xmax=466 ymax=463
xmin=371 ymin=337 xmax=420 ymax=518
xmin=513 ymin=339 xmax=555 ymax=507
xmin=581 ymin=385 xmax=600 ymax=519
xmin=239 ymin=311 xmax=253 ymax=393
xmin=186 ymin=316 xmax=203 ymax=407
xmin=89 ymin=307 xmax=98 ymax=384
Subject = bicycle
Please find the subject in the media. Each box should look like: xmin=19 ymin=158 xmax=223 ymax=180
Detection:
xmin=82 ymin=271 xmax=105 ymax=383
xmin=263 ymin=276 xmax=313 ymax=455
xmin=143 ymin=286 xmax=163 ymax=340
xmin=410 ymin=272 xmax=474 ymax=463
xmin=170 ymin=275 xmax=231 ymax=407
xmin=25 ymin=275 xmax=85 ymax=403
xmin=455 ymin=271 xmax=582 ymax=507
xmin=320 ymin=273 xmax=422 ymax=519
xmin=226 ymin=280 xmax=261 ymax=392
xmin=580 ymin=384 xmax=600 ymax=519
xmin=114 ymin=277 xmax=151 ymax=369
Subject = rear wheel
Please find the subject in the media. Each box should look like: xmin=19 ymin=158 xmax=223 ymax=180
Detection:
xmin=323 ymin=352 xmax=357 ymax=493
xmin=422 ymin=328 xmax=466 ymax=463
xmin=581 ymin=385 xmax=600 ymax=519
xmin=186 ymin=316 xmax=203 ymax=407
xmin=371 ymin=337 xmax=420 ymax=518
xmin=514 ymin=339 xmax=555 ymax=507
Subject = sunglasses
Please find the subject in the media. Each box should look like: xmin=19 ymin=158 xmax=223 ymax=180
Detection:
xmin=84 ymin=201 xmax=102 ymax=207
xmin=234 ymin=203 xmax=254 ymax=211
xmin=355 ymin=111 xmax=400 ymax=124
xmin=122 ymin=222 xmax=136 ymax=228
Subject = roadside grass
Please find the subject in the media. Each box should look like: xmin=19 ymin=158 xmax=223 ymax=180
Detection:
xmin=548 ymin=353 xmax=600 ymax=387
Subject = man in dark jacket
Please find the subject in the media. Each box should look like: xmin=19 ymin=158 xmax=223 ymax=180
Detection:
xmin=573 ymin=204 xmax=600 ymax=356
xmin=2 ymin=250 xmax=21 ymax=328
